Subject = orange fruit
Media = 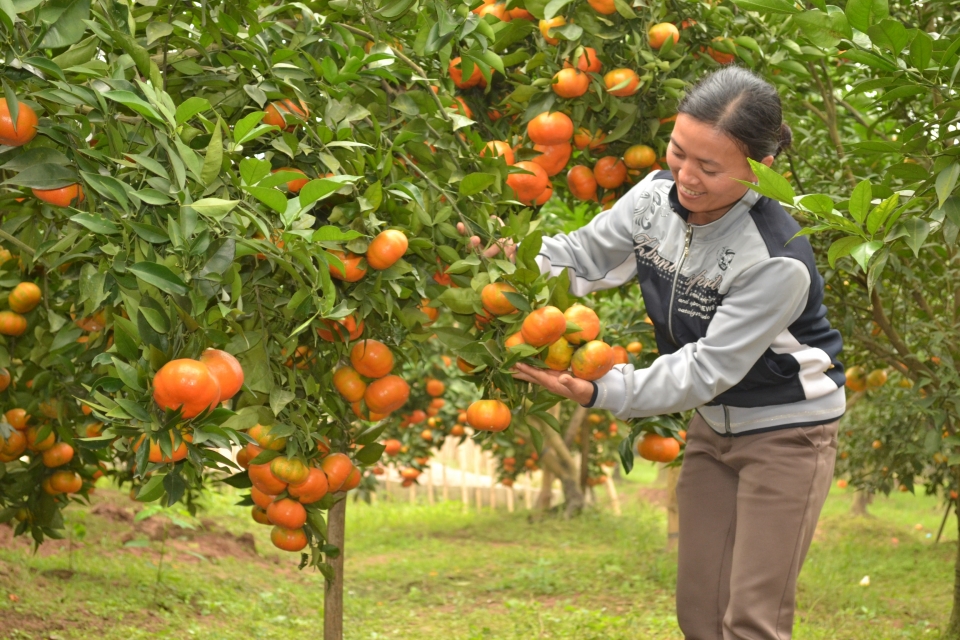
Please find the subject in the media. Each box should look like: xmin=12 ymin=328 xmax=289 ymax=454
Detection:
xmin=26 ymin=425 xmax=55 ymax=452
xmin=481 ymin=282 xmax=519 ymax=316
xmin=383 ymin=439 xmax=402 ymax=456
xmin=426 ymin=378 xmax=445 ymax=397
xmin=505 ymin=331 xmax=526 ymax=349
xmin=419 ymin=300 xmax=439 ymax=325
xmin=288 ymin=467 xmax=329 ymax=504
xmin=252 ymin=506 xmax=271 ymax=525
xmin=0 ymin=310 xmax=27 ymax=336
xmin=544 ymin=337 xmax=574 ymax=371
xmin=508 ymin=7 xmax=535 ymax=19
xmin=564 ymin=47 xmax=602 ymax=73
xmin=267 ymin=498 xmax=308 ymax=529
xmin=8 ymin=282 xmax=41 ymax=314
xmin=0 ymin=429 xmax=26 ymax=461
xmin=587 ymin=0 xmax=616 ymax=14
xmin=563 ymin=304 xmax=600 ymax=344
xmin=272 ymin=167 xmax=309 ymax=193
xmin=707 ymin=37 xmax=736 ymax=64
xmin=457 ymin=357 xmax=475 ymax=373
xmin=270 ymin=456 xmax=310 ymax=485
xmin=567 ymin=166 xmax=598 ymax=201
xmin=350 ymin=339 xmax=395 ymax=378
xmin=249 ymin=423 xmax=287 ymax=451
xmin=152 ymin=359 xmax=221 ymax=418
xmin=481 ymin=140 xmax=515 ymax=165
xmin=322 ymin=453 xmax=355 ymax=492
xmin=135 ymin=431 xmax=192 ymax=464
xmin=624 ymin=145 xmax=657 ymax=169
xmin=451 ymin=97 xmax=473 ymax=119
xmin=263 ymin=98 xmax=309 ymax=131
xmin=527 ymin=111 xmax=574 ymax=145
xmin=648 ymin=22 xmax=680 ymax=49
xmin=49 ymin=470 xmax=82 ymax=494
xmin=0 ymin=99 xmax=38 ymax=147
xmin=366 ymin=229 xmax=408 ymax=270
xmin=5 ymin=408 xmax=29 ymax=430
xmin=845 ymin=365 xmax=866 ymax=393
xmin=836 ymin=479 xmax=848 ymax=489
xmin=626 ymin=341 xmax=643 ymax=354
xmin=521 ymin=306 xmax=567 ymax=347
xmin=571 ymin=340 xmax=616 ymax=380
xmin=638 ymin=433 xmax=680 ymax=462
xmin=317 ymin=314 xmax=365 ymax=342
xmin=341 ymin=467 xmax=362 ymax=491
xmin=249 ymin=462 xmax=288 ymax=494
xmin=271 ymin=526 xmax=307 ymax=552
xmin=449 ymin=56 xmax=485 ymax=89
xmin=866 ymin=369 xmax=888 ymax=388
xmin=611 ymin=345 xmax=629 ymax=365
xmin=328 ymin=250 xmax=367 ymax=282
xmin=41 ymin=442 xmax=73 ymax=467
xmin=574 ymin=128 xmax=606 ymax=151
xmin=593 ymin=156 xmax=627 ymax=189
xmin=199 ymin=349 xmax=245 ymax=401
xmin=333 ymin=366 xmax=367 ymax=403
xmin=603 ymin=68 xmax=640 ymax=97
xmin=0 ymin=368 xmax=10 ymax=392
xmin=534 ymin=183 xmax=553 ymax=205
xmin=507 ymin=161 xmax=549 ymax=205
xmin=364 ymin=375 xmax=410 ymax=414
xmin=531 ymin=143 xmax=572 ymax=176
xmin=539 ymin=17 xmax=566 ymax=45
xmin=552 ymin=68 xmax=590 ymax=99
xmin=475 ymin=1 xmax=508 ymax=20
xmin=466 ymin=399 xmax=512 ymax=432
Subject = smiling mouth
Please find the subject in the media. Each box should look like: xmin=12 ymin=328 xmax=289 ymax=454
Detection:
xmin=679 ymin=184 xmax=706 ymax=197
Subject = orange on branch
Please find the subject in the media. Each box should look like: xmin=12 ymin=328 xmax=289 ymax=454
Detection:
xmin=333 ymin=366 xmax=367 ymax=403
xmin=638 ymin=433 xmax=680 ymax=462
xmin=593 ymin=156 xmax=628 ymax=189
xmin=199 ymin=349 xmax=244 ymax=401
xmin=563 ymin=304 xmax=600 ymax=344
xmin=527 ymin=111 xmax=574 ymax=145
xmin=539 ymin=17 xmax=566 ymax=45
xmin=624 ymin=145 xmax=657 ymax=169
xmin=564 ymin=47 xmax=602 ymax=73
xmin=467 ymin=399 xmax=512 ymax=432
xmin=350 ymin=339 xmax=395 ymax=379
xmin=288 ymin=467 xmax=330 ymax=504
xmin=264 ymin=99 xmax=308 ymax=131
xmin=0 ymin=99 xmax=38 ymax=146
xmin=322 ymin=453 xmax=355 ymax=492
xmin=328 ymin=250 xmax=367 ymax=282
xmin=521 ymin=306 xmax=567 ymax=347
xmin=364 ymin=375 xmax=410 ymax=414
xmin=531 ymin=143 xmax=572 ymax=177
xmin=571 ymin=340 xmax=616 ymax=380
xmin=152 ymin=359 xmax=221 ymax=418
xmin=271 ymin=526 xmax=307 ymax=552
xmin=552 ymin=69 xmax=590 ymax=99
xmin=648 ymin=22 xmax=680 ymax=49
xmin=567 ymin=166 xmax=598 ymax=202
xmin=317 ymin=314 xmax=364 ymax=342
xmin=481 ymin=282 xmax=519 ymax=316
xmin=481 ymin=140 xmax=515 ymax=165
xmin=8 ymin=282 xmax=41 ymax=314
xmin=506 ymin=161 xmax=549 ymax=205
xmin=544 ymin=337 xmax=575 ymax=371
xmin=603 ymin=68 xmax=640 ymax=97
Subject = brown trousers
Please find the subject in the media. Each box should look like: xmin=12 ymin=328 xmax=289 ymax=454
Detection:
xmin=676 ymin=413 xmax=838 ymax=640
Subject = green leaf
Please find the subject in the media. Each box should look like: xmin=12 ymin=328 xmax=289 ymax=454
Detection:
xmin=543 ymin=0 xmax=573 ymax=19
xmin=793 ymin=10 xmax=851 ymax=48
xmin=900 ymin=218 xmax=930 ymax=257
xmin=730 ymin=0 xmax=800 ymax=14
xmin=743 ymin=159 xmax=796 ymax=203
xmin=850 ymin=240 xmax=883 ymax=271
xmin=827 ymin=236 xmax=863 ymax=268
xmin=103 ymin=91 xmax=165 ymax=126
xmin=39 ymin=0 xmax=90 ymax=48
xmin=866 ymin=18 xmax=910 ymax=57
xmin=437 ymin=287 xmax=482 ymax=315
xmin=848 ymin=179 xmax=872 ymax=223
xmin=136 ymin=475 xmax=166 ymax=502
xmin=201 ymin=122 xmax=223 ymax=186
xmin=844 ymin=0 xmax=888 ymax=32
xmin=1 ymin=148 xmax=70 ymax=170
xmin=128 ymin=262 xmax=189 ymax=296
xmin=175 ymin=97 xmax=211 ymax=125
xmin=798 ymin=194 xmax=834 ymax=216
xmin=4 ymin=163 xmax=76 ymax=189
xmin=935 ymin=162 xmax=959 ymax=209
xmin=866 ymin=193 xmax=899 ymax=235
xmin=246 ymin=186 xmax=288 ymax=214
xmin=516 ymin=230 xmax=543 ymax=271
xmin=129 ymin=222 xmax=170 ymax=244
xmin=299 ymin=177 xmax=358 ymax=208
xmin=312 ymin=226 xmax=363 ymax=242
xmin=460 ymin=172 xmax=496 ymax=196
xmin=911 ymin=31 xmax=932 ymax=71
xmin=354 ymin=442 xmax=385 ymax=465
xmin=188 ymin=198 xmax=239 ymax=221
xmin=234 ymin=112 xmax=272 ymax=144
xmin=70 ymin=213 xmax=119 ymax=235
xmin=146 ymin=22 xmax=173 ymax=46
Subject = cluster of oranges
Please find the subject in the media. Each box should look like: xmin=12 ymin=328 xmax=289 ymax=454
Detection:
xmin=0 ymin=281 xmax=42 ymax=337
xmin=0 ymin=406 xmax=87 ymax=494
xmin=152 ymin=348 xmax=245 ymax=420
xmin=844 ymin=365 xmax=890 ymax=393
xmin=328 ymin=228 xmax=408 ymax=283
xmin=333 ymin=339 xmax=411 ymax=422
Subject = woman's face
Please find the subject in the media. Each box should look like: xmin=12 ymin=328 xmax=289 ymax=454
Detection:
xmin=667 ymin=114 xmax=774 ymax=221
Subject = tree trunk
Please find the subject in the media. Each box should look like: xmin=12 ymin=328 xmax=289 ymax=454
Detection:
xmin=946 ymin=469 xmax=960 ymax=639
xmin=579 ymin=414 xmax=590 ymax=491
xmin=851 ymin=489 xmax=873 ymax=516
xmin=324 ymin=496 xmax=346 ymax=640
xmin=536 ymin=468 xmax=554 ymax=510
xmin=531 ymin=408 xmax=585 ymax=518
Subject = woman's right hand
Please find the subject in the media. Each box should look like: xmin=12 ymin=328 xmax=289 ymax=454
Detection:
xmin=456 ymin=220 xmax=517 ymax=262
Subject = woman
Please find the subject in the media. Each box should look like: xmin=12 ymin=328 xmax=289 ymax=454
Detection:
xmin=466 ymin=67 xmax=844 ymax=639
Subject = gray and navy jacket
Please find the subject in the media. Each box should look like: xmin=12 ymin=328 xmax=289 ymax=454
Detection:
xmin=536 ymin=170 xmax=846 ymax=436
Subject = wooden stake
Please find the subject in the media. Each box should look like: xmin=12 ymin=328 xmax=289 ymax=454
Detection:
xmin=525 ymin=471 xmax=534 ymax=510
xmin=604 ymin=475 xmax=621 ymax=517
xmin=507 ymin=484 xmax=515 ymax=513
xmin=323 ymin=497 xmax=346 ymax=640
xmin=489 ymin=457 xmax=497 ymax=510
xmin=427 ymin=465 xmax=435 ymax=506
xmin=474 ymin=445 xmax=483 ymax=509
xmin=409 ymin=482 xmax=417 ymax=505
xmin=459 ymin=443 xmax=469 ymax=510
xmin=442 ymin=458 xmax=449 ymax=502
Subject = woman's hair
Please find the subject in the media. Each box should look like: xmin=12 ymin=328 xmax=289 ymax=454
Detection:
xmin=677 ymin=66 xmax=792 ymax=160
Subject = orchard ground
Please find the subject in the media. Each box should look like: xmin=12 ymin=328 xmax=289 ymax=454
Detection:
xmin=0 ymin=464 xmax=953 ymax=640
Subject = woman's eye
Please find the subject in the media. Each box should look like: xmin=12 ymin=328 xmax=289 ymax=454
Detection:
xmin=702 ymin=169 xmax=716 ymax=176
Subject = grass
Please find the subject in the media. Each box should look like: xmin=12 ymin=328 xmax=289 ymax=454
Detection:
xmin=0 ymin=462 xmax=955 ymax=639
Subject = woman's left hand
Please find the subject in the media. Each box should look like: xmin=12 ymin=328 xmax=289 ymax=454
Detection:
xmin=512 ymin=363 xmax=595 ymax=406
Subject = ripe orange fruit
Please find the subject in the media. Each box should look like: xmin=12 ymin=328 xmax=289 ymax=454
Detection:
xmin=0 ymin=99 xmax=38 ymax=146
xmin=624 ymin=145 xmax=657 ymax=170
xmin=272 ymin=167 xmax=309 ymax=193
xmin=383 ymin=439 xmax=402 ymax=455
xmin=270 ymin=456 xmax=310 ymax=485
xmin=5 ymin=408 xmax=28 ymax=430
xmin=603 ymin=68 xmax=640 ymax=97
xmin=0 ymin=368 xmax=10 ymax=392
xmin=317 ymin=314 xmax=364 ymax=342
xmin=505 ymin=331 xmax=526 ymax=349
xmin=426 ymin=378 xmax=445 ymax=397
xmin=836 ymin=479 xmax=848 ymax=489
xmin=135 ymin=431 xmax=193 ymax=463
xmin=366 ymin=229 xmax=408 ymax=270
xmin=648 ymin=22 xmax=680 ymax=49
xmin=457 ymin=357 xmax=475 ymax=373
xmin=419 ymin=300 xmax=439 ymax=325
xmin=267 ymin=498 xmax=308 ymax=529
xmin=531 ymin=143 xmax=572 ymax=177
xmin=507 ymin=161 xmax=550 ymax=205
xmin=845 ymin=365 xmax=867 ymax=393
xmin=534 ymin=183 xmax=553 ymax=205
xmin=593 ymin=156 xmax=627 ymax=189
xmin=564 ymin=47 xmax=602 ymax=73
xmin=341 ymin=467 xmax=362 ymax=491
xmin=872 ymin=439 xmax=883 ymax=449
xmin=563 ymin=304 xmax=600 ymax=345
xmin=707 ymin=37 xmax=736 ymax=64
xmin=521 ymin=306 xmax=567 ymax=347
xmin=236 ymin=446 xmax=253 ymax=469
xmin=364 ymin=375 xmax=410 ymax=414
xmin=450 ymin=96 xmax=473 ymax=119
xmin=467 ymin=399 xmax=512 ymax=432
xmin=264 ymin=98 xmax=309 ymax=131
xmin=611 ymin=345 xmax=629 ymax=364
xmin=552 ymin=68 xmax=590 ymax=99
xmin=350 ymin=339 xmax=395 ymax=379
xmin=408 ymin=409 xmax=427 ymax=425
xmin=199 ymin=349 xmax=244 ymax=401
xmin=42 ymin=442 xmax=74 ymax=467
xmin=249 ymin=423 xmax=287 ymax=451
xmin=26 ymin=425 xmax=55 ymax=452
xmin=333 ymin=366 xmax=367 ymax=403
xmin=481 ymin=282 xmax=519 ymax=316
xmin=571 ymin=340 xmax=616 ymax=380
xmin=567 ymin=166 xmax=598 ymax=202
xmin=587 ymin=0 xmax=616 ymax=14
xmin=152 ymin=359 xmax=221 ymax=418
xmin=328 ymin=250 xmax=367 ymax=282
xmin=449 ymin=56 xmax=485 ymax=89
xmin=400 ymin=467 xmax=421 ymax=481
xmin=0 ymin=429 xmax=26 ymax=461
xmin=271 ymin=526 xmax=307 ymax=552
xmin=481 ymin=140 xmax=515 ymax=165
xmin=251 ymin=506 xmax=271 ymax=525
xmin=420 ymin=428 xmax=433 ymax=442
xmin=322 ymin=453 xmax=355 ymax=492
xmin=49 ymin=470 xmax=83 ymax=494
xmin=574 ymin=128 xmax=606 ymax=151
xmin=638 ymin=433 xmax=680 ymax=462
xmin=544 ymin=337 xmax=575 ymax=371
xmin=539 ymin=17 xmax=566 ymax=45
xmin=527 ymin=111 xmax=574 ymax=145
xmin=626 ymin=341 xmax=643 ymax=354
xmin=351 ymin=401 xmax=388 ymax=422
xmin=475 ymin=1 xmax=507 ymax=20
xmin=508 ymin=7 xmax=535 ymax=19
xmin=0 ymin=310 xmax=26 ymax=336
xmin=288 ymin=467 xmax=330 ymax=504
xmin=250 ymin=462 xmax=289 ymax=494
xmin=866 ymin=369 xmax=888 ymax=388
xmin=451 ymin=424 xmax=465 ymax=436
xmin=8 ymin=282 xmax=41 ymax=314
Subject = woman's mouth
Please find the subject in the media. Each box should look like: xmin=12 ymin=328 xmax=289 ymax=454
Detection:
xmin=679 ymin=184 xmax=706 ymax=198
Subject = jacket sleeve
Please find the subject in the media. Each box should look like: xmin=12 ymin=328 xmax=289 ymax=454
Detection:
xmin=588 ymin=257 xmax=811 ymax=419
xmin=535 ymin=173 xmax=656 ymax=296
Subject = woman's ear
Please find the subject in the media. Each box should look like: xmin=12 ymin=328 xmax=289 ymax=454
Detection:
xmin=760 ymin=155 xmax=775 ymax=168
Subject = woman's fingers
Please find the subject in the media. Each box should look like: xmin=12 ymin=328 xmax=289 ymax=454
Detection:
xmin=511 ymin=364 xmax=595 ymax=405
xmin=457 ymin=219 xmax=517 ymax=262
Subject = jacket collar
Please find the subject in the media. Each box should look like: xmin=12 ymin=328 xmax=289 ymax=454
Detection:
xmin=668 ymin=184 xmax=762 ymax=242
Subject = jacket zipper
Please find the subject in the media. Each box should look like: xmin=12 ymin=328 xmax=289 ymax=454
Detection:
xmin=723 ymin=405 xmax=731 ymax=435
xmin=667 ymin=225 xmax=694 ymax=345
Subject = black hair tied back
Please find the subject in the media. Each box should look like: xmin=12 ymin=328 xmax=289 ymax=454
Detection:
xmin=678 ymin=66 xmax=789 ymax=161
